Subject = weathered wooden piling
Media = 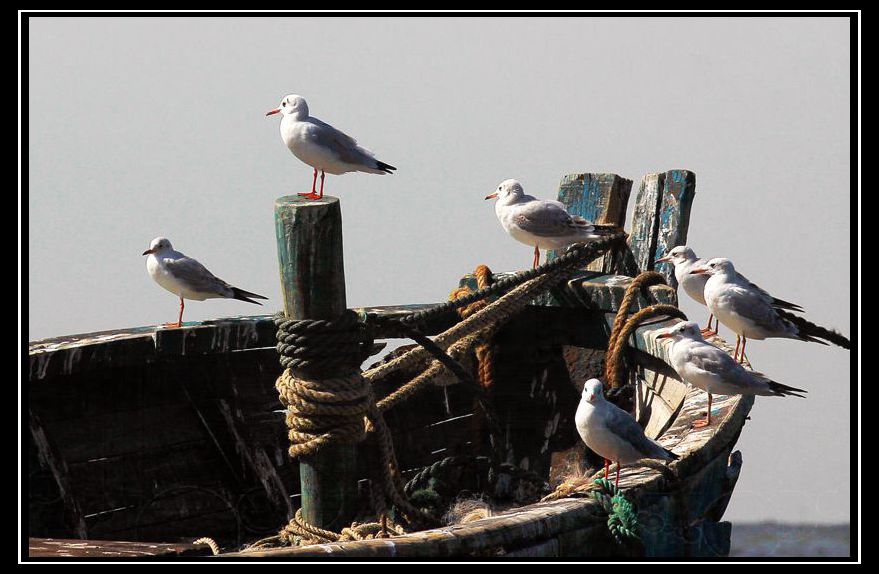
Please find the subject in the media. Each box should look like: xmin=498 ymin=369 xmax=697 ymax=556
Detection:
xmin=274 ymin=195 xmax=357 ymax=531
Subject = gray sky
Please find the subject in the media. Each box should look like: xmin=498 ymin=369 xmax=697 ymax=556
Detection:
xmin=28 ymin=16 xmax=851 ymax=524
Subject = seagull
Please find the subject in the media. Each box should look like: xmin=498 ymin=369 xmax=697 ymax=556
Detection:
xmin=266 ymin=94 xmax=396 ymax=200
xmin=655 ymin=246 xmax=807 ymax=337
xmin=575 ymin=378 xmax=677 ymax=487
xmin=691 ymin=258 xmax=850 ymax=363
xmin=486 ymin=179 xmax=599 ymax=269
xmin=655 ymin=246 xmax=716 ymax=334
xmin=657 ymin=321 xmax=807 ymax=428
xmin=143 ymin=237 xmax=268 ymax=328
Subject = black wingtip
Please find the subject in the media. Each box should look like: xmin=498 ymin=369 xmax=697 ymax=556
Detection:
xmin=768 ymin=381 xmax=808 ymax=398
xmin=375 ymin=160 xmax=396 ymax=174
xmin=232 ymin=287 xmax=268 ymax=305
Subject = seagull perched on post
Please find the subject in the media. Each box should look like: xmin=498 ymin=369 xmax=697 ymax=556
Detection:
xmin=486 ymin=179 xmax=600 ymax=269
xmin=266 ymin=94 xmax=396 ymax=200
xmin=143 ymin=237 xmax=268 ymax=328
xmin=657 ymin=321 xmax=807 ymax=428
xmin=691 ymin=258 xmax=850 ymax=363
xmin=575 ymin=378 xmax=677 ymax=487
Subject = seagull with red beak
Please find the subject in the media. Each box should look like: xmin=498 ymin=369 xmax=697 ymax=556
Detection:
xmin=143 ymin=237 xmax=267 ymax=328
xmin=656 ymin=321 xmax=806 ymax=428
xmin=486 ymin=179 xmax=599 ymax=269
xmin=266 ymin=94 xmax=396 ymax=200
xmin=575 ymin=378 xmax=677 ymax=487
xmin=691 ymin=258 xmax=850 ymax=363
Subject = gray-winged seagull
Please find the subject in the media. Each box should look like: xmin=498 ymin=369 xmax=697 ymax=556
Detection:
xmin=266 ymin=94 xmax=396 ymax=200
xmin=657 ymin=321 xmax=807 ymax=428
xmin=486 ymin=179 xmax=599 ymax=269
xmin=143 ymin=237 xmax=268 ymax=328
xmin=575 ymin=378 xmax=677 ymax=487
xmin=691 ymin=258 xmax=850 ymax=363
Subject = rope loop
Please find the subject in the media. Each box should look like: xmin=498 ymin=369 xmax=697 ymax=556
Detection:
xmin=274 ymin=310 xmax=375 ymax=377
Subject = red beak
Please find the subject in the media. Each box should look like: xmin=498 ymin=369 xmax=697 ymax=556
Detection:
xmin=690 ymin=267 xmax=710 ymax=275
xmin=265 ymin=108 xmax=281 ymax=116
xmin=485 ymin=192 xmax=498 ymax=200
xmin=655 ymin=332 xmax=673 ymax=339
xmin=655 ymin=255 xmax=672 ymax=263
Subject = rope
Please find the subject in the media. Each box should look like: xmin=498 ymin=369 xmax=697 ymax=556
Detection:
xmin=369 ymin=233 xmax=627 ymax=329
xmin=266 ymin=235 xmax=626 ymax=549
xmin=590 ymin=478 xmax=640 ymax=545
xmin=604 ymin=272 xmax=687 ymax=389
xmin=274 ymin=310 xmax=375 ymax=377
xmin=193 ymin=537 xmax=220 ymax=556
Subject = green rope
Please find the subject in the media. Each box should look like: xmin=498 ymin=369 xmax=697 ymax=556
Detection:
xmin=590 ymin=478 xmax=640 ymax=545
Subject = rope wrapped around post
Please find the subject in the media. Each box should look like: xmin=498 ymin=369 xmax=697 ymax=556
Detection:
xmin=274 ymin=310 xmax=376 ymax=458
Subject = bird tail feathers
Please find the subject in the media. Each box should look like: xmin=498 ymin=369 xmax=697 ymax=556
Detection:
xmin=776 ymin=309 xmax=851 ymax=349
xmin=232 ymin=287 xmax=268 ymax=305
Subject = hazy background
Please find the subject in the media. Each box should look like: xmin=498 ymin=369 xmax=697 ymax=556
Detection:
xmin=28 ymin=17 xmax=851 ymax=525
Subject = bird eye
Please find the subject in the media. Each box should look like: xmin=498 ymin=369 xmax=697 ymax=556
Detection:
xmin=282 ymin=101 xmax=286 ymax=107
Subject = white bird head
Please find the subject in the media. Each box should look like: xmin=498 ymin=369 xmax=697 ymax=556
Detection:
xmin=485 ymin=179 xmax=525 ymax=202
xmin=656 ymin=320 xmax=703 ymax=341
xmin=690 ymin=257 xmax=735 ymax=277
xmin=655 ymin=245 xmax=698 ymax=265
xmin=581 ymin=378 xmax=605 ymax=404
xmin=265 ymin=94 xmax=309 ymax=119
xmin=142 ymin=237 xmax=173 ymax=256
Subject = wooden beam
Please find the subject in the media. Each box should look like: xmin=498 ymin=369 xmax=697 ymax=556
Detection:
xmin=625 ymin=170 xmax=696 ymax=286
xmin=547 ymin=173 xmax=633 ymax=274
xmin=274 ymin=195 xmax=357 ymax=532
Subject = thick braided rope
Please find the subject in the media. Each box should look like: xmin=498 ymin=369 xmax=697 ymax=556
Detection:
xmin=605 ymin=304 xmax=687 ymax=389
xmin=275 ymin=370 xmax=371 ymax=458
xmin=274 ymin=310 xmax=375 ymax=377
xmin=390 ymin=232 xmax=626 ymax=327
xmin=603 ymin=271 xmax=687 ymax=389
xmin=362 ymin=239 xmax=620 ymax=386
xmin=605 ymin=271 xmax=667 ymax=358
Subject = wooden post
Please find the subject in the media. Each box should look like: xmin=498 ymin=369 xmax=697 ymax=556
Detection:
xmin=547 ymin=173 xmax=633 ymax=274
xmin=625 ymin=170 xmax=696 ymax=287
xmin=274 ymin=194 xmax=357 ymax=531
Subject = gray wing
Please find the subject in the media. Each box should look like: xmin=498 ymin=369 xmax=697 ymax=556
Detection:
xmin=512 ymin=200 xmax=595 ymax=238
xmin=603 ymin=403 xmax=669 ymax=459
xmin=737 ymin=272 xmax=804 ymax=312
xmin=165 ymin=257 xmax=233 ymax=296
xmin=724 ymin=284 xmax=791 ymax=333
xmin=685 ymin=343 xmax=770 ymax=393
xmin=306 ymin=117 xmax=375 ymax=165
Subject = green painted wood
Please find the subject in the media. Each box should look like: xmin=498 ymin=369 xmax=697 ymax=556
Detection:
xmin=625 ymin=170 xmax=696 ymax=287
xmin=274 ymin=195 xmax=347 ymax=319
xmin=274 ymin=194 xmax=357 ymax=531
xmin=547 ymin=173 xmax=633 ymax=274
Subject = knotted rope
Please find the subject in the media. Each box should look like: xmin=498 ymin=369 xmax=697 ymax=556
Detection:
xmin=604 ymin=272 xmax=687 ymax=389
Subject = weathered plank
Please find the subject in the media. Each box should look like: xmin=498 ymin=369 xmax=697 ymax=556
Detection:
xmin=547 ymin=173 xmax=633 ymax=274
xmin=28 ymin=538 xmax=211 ymax=558
xmin=625 ymin=170 xmax=696 ymax=286
xmin=274 ymin=194 xmax=356 ymax=532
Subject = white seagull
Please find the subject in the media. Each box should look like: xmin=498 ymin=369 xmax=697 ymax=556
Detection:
xmin=655 ymin=246 xmax=716 ymax=334
xmin=657 ymin=321 xmax=807 ymax=428
xmin=691 ymin=258 xmax=850 ymax=363
xmin=143 ymin=237 xmax=268 ymax=328
xmin=486 ymin=179 xmax=599 ymax=269
xmin=266 ymin=94 xmax=396 ymax=200
xmin=656 ymin=246 xmax=806 ymax=338
xmin=575 ymin=378 xmax=677 ymax=487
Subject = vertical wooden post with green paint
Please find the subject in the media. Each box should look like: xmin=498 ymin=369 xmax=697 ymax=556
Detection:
xmin=274 ymin=194 xmax=357 ymax=531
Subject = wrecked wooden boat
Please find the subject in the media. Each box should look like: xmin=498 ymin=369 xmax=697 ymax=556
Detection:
xmin=28 ymin=170 xmax=752 ymax=558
